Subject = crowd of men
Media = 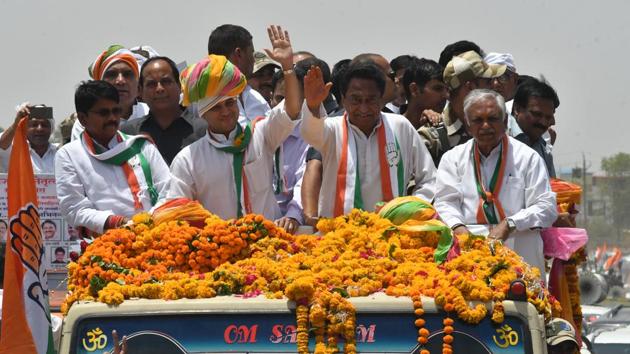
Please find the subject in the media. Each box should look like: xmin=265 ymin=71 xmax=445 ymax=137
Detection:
xmin=0 ymin=24 xmax=565 ymax=280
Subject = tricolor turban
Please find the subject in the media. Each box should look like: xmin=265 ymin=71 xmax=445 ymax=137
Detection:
xmin=180 ymin=54 xmax=247 ymax=115
xmin=88 ymin=45 xmax=140 ymax=80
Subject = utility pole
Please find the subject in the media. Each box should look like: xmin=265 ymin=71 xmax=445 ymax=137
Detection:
xmin=582 ymin=152 xmax=588 ymax=229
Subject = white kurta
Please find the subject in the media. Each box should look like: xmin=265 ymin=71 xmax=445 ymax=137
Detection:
xmin=168 ymin=103 xmax=296 ymax=221
xmin=434 ymin=136 xmax=557 ymax=274
xmin=300 ymin=103 xmax=437 ymax=218
xmin=55 ymin=134 xmax=170 ymax=233
xmin=0 ymin=140 xmax=57 ymax=174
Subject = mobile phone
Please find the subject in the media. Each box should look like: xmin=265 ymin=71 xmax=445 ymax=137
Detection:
xmin=29 ymin=105 xmax=53 ymax=120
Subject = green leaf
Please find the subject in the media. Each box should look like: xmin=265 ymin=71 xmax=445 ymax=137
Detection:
xmin=89 ymin=275 xmax=107 ymax=295
xmin=331 ymin=287 xmax=349 ymax=298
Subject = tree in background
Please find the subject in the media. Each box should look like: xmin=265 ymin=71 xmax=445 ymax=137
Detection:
xmin=600 ymin=152 xmax=630 ymax=243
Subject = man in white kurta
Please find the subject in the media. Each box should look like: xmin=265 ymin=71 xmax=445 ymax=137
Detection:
xmin=56 ymin=81 xmax=170 ymax=234
xmin=434 ymin=89 xmax=557 ymax=275
xmin=168 ymin=26 xmax=302 ymax=222
xmin=168 ymin=103 xmax=296 ymax=220
xmin=300 ymin=61 xmax=436 ymax=218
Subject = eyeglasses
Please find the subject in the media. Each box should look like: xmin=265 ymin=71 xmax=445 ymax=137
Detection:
xmin=494 ymin=71 xmax=514 ymax=84
xmin=89 ymin=107 xmax=123 ymax=118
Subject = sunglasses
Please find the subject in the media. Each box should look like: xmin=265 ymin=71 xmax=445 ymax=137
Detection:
xmin=89 ymin=107 xmax=123 ymax=118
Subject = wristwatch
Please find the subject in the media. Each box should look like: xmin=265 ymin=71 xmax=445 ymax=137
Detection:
xmin=506 ymin=218 xmax=516 ymax=233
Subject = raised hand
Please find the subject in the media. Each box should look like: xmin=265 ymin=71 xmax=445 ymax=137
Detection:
xmin=304 ymin=66 xmax=332 ymax=114
xmin=264 ymin=25 xmax=293 ymax=70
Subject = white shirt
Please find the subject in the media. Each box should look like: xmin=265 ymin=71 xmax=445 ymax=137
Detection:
xmin=55 ymin=133 xmax=170 ymax=233
xmin=168 ymin=103 xmax=297 ymax=220
xmin=300 ymin=103 xmax=437 ymax=218
xmin=434 ymin=136 xmax=557 ymax=274
xmin=0 ymin=138 xmax=57 ymax=174
xmin=70 ymin=102 xmax=150 ymax=141
xmin=237 ymin=85 xmax=271 ymax=124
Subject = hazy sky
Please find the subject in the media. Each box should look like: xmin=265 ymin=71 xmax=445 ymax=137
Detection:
xmin=1 ymin=0 xmax=628 ymax=172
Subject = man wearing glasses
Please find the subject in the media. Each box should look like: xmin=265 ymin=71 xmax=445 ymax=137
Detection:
xmin=55 ymin=81 xmax=170 ymax=234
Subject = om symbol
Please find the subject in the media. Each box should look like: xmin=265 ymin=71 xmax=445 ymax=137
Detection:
xmin=492 ymin=324 xmax=519 ymax=349
xmin=82 ymin=327 xmax=108 ymax=352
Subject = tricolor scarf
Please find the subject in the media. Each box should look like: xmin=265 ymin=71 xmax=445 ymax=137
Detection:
xmin=334 ymin=113 xmax=405 ymax=216
xmin=207 ymin=120 xmax=261 ymax=218
xmin=81 ymin=132 xmax=158 ymax=209
xmin=472 ymin=135 xmax=509 ymax=224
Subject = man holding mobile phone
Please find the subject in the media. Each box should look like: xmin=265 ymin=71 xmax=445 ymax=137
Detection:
xmin=0 ymin=103 xmax=57 ymax=173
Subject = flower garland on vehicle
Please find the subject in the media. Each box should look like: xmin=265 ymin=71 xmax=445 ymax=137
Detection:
xmin=64 ymin=199 xmax=559 ymax=354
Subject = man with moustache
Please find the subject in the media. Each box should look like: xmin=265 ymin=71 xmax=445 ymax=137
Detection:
xmin=510 ymin=78 xmax=560 ymax=177
xmin=0 ymin=103 xmax=57 ymax=173
xmin=71 ymin=45 xmax=149 ymax=140
xmin=434 ymin=89 xmax=557 ymax=275
xmin=56 ymin=81 xmax=170 ymax=234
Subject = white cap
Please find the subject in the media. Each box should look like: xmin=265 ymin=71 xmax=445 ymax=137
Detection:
xmin=484 ymin=52 xmax=516 ymax=72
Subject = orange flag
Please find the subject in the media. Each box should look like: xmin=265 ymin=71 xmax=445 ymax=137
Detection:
xmin=0 ymin=117 xmax=55 ymax=354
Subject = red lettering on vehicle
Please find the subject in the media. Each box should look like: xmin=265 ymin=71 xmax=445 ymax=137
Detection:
xmin=224 ymin=324 xmax=259 ymax=343
xmin=356 ymin=324 xmax=376 ymax=343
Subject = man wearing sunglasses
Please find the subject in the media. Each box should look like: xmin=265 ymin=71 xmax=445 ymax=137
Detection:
xmin=55 ymin=80 xmax=170 ymax=234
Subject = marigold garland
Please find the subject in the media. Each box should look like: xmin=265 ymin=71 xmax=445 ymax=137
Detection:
xmin=64 ymin=207 xmax=560 ymax=354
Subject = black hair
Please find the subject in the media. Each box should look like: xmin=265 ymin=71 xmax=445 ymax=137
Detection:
xmin=390 ymin=55 xmax=414 ymax=72
xmin=402 ymin=57 xmax=444 ymax=100
xmin=139 ymin=56 xmax=180 ymax=87
xmin=513 ymin=77 xmax=560 ymax=109
xmin=294 ymin=57 xmax=332 ymax=86
xmin=42 ymin=219 xmax=57 ymax=229
xmin=207 ymin=24 xmax=253 ymax=56
xmin=54 ymin=247 xmax=65 ymax=254
xmin=516 ymin=74 xmax=537 ymax=87
xmin=75 ymin=80 xmax=119 ymax=114
xmin=340 ymin=62 xmax=386 ymax=97
xmin=331 ymin=59 xmax=351 ymax=103
xmin=271 ymin=70 xmax=284 ymax=92
xmin=438 ymin=40 xmax=484 ymax=67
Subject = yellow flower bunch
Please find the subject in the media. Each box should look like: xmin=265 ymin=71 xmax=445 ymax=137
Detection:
xmin=64 ymin=208 xmax=559 ymax=354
